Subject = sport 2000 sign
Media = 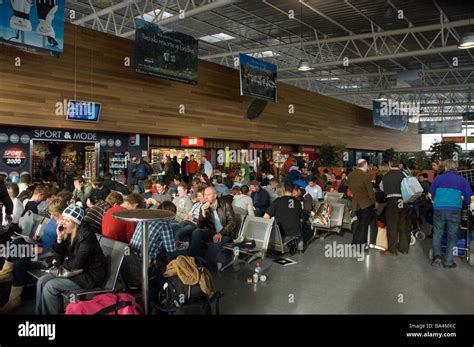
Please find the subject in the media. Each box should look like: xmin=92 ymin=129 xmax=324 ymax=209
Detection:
xmin=2 ymin=147 xmax=26 ymax=168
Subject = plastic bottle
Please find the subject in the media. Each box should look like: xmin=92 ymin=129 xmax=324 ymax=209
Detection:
xmin=253 ymin=262 xmax=261 ymax=283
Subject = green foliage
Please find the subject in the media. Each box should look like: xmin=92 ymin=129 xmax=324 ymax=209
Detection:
xmin=318 ymin=143 xmax=346 ymax=167
xmin=414 ymin=151 xmax=432 ymax=170
xmin=429 ymin=141 xmax=462 ymax=162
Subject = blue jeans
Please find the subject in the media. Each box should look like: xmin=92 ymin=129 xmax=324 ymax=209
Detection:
xmin=189 ymin=229 xmax=230 ymax=268
xmin=254 ymin=207 xmax=267 ymax=217
xmin=432 ymin=209 xmax=461 ymax=266
xmin=171 ymin=220 xmax=197 ymax=241
xmin=7 ymin=238 xmax=33 ymax=286
xmin=35 ymin=273 xmax=82 ymax=315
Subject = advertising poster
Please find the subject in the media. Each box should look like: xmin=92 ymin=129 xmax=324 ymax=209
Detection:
xmin=372 ymin=101 xmax=409 ymax=131
xmin=134 ymin=18 xmax=198 ymax=85
xmin=418 ymin=119 xmax=463 ymax=134
xmin=240 ymin=53 xmax=277 ymax=102
xmin=0 ymin=0 xmax=64 ymax=55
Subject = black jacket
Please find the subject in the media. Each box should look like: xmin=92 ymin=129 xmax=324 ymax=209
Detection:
xmin=90 ymin=186 xmax=111 ymax=204
xmin=197 ymin=198 xmax=237 ymax=239
xmin=0 ymin=180 xmax=13 ymax=216
xmin=251 ymin=188 xmax=270 ymax=208
xmin=104 ymin=179 xmax=130 ymax=195
xmin=52 ymin=222 xmax=106 ymax=289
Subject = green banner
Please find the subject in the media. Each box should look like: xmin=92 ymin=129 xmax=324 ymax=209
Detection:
xmin=467 ymin=137 xmax=474 ymax=143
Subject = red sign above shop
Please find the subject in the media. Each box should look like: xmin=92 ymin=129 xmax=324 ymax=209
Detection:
xmin=299 ymin=146 xmax=317 ymax=153
xmin=442 ymin=136 xmax=465 ymax=143
xmin=249 ymin=143 xmax=273 ymax=150
xmin=181 ymin=137 xmax=204 ymax=147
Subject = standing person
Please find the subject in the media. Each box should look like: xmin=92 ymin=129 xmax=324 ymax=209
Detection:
xmin=172 ymin=156 xmax=180 ymax=176
xmin=135 ymin=157 xmax=152 ymax=193
xmin=379 ymin=159 xmax=409 ymax=255
xmin=346 ymin=159 xmax=376 ymax=245
xmin=249 ymin=181 xmax=270 ymax=217
xmin=162 ymin=156 xmax=175 ymax=184
xmin=202 ymin=156 xmax=213 ymax=179
xmin=432 ymin=160 xmax=442 ymax=178
xmin=181 ymin=156 xmax=189 ymax=183
xmin=0 ymin=179 xmax=13 ymax=226
xmin=63 ymin=157 xmax=76 ymax=192
xmin=240 ymin=161 xmax=251 ymax=185
xmin=127 ymin=155 xmax=138 ymax=193
xmin=186 ymin=155 xmax=199 ymax=182
xmin=429 ymin=160 xmax=472 ymax=269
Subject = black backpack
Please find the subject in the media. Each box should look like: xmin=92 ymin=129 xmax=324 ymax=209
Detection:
xmin=157 ymin=276 xmax=223 ymax=315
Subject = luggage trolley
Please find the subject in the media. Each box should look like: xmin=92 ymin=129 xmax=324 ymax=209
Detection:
xmin=407 ymin=200 xmax=426 ymax=246
xmin=429 ymin=208 xmax=473 ymax=266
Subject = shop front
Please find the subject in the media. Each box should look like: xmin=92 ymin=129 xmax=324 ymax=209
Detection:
xmin=0 ymin=126 xmax=148 ymax=188
xmin=272 ymin=144 xmax=297 ymax=176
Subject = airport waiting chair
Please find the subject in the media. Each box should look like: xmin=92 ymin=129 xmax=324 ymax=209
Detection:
xmin=220 ymin=216 xmax=274 ymax=271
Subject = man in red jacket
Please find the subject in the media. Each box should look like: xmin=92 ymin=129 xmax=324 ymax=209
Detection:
xmin=102 ymin=193 xmax=145 ymax=243
xmin=186 ymin=155 xmax=199 ymax=182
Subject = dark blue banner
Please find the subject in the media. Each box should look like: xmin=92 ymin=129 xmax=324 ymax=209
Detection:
xmin=0 ymin=0 xmax=64 ymax=55
xmin=134 ymin=18 xmax=198 ymax=85
xmin=240 ymin=53 xmax=277 ymax=102
xmin=372 ymin=100 xmax=409 ymax=131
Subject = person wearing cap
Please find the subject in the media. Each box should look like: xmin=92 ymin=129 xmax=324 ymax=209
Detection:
xmin=35 ymin=204 xmax=106 ymax=315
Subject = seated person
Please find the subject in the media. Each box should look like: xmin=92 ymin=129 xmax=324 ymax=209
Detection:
xmin=72 ymin=177 xmax=93 ymax=207
xmin=35 ymin=204 xmax=106 ymax=315
xmin=173 ymin=189 xmax=205 ymax=242
xmin=190 ymin=187 xmax=237 ymax=269
xmin=264 ymin=183 xmax=304 ymax=251
xmin=88 ymin=177 xmax=111 ymax=206
xmin=292 ymin=186 xmax=313 ymax=219
xmin=140 ymin=179 xmax=154 ymax=201
xmin=263 ymin=178 xmax=283 ymax=204
xmin=103 ymin=172 xmax=130 ymax=195
xmin=330 ymin=175 xmax=348 ymax=195
xmin=22 ymin=185 xmax=48 ymax=215
xmin=102 ymin=193 xmax=144 ymax=243
xmin=83 ymin=192 xmax=123 ymax=235
xmin=5 ymin=183 xmax=24 ymax=226
xmin=0 ymin=198 xmax=68 ymax=314
xmin=305 ymin=177 xmax=323 ymax=200
xmin=214 ymin=176 xmax=230 ymax=196
xmin=147 ymin=180 xmax=172 ymax=208
xmin=231 ymin=186 xmax=255 ymax=216
xmin=172 ymin=184 xmax=193 ymax=222
xmin=249 ymin=181 xmax=270 ymax=217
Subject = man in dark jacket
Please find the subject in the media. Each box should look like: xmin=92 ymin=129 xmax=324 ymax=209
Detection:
xmin=181 ymin=156 xmax=189 ymax=183
xmin=0 ymin=179 xmax=13 ymax=225
xmin=346 ymin=159 xmax=376 ymax=245
xmin=249 ymin=180 xmax=270 ymax=217
xmin=89 ymin=177 xmax=111 ymax=205
xmin=35 ymin=204 xmax=106 ymax=314
xmin=190 ymin=186 xmax=237 ymax=268
xmin=380 ymin=158 xmax=409 ymax=255
xmin=103 ymin=172 xmax=130 ymax=195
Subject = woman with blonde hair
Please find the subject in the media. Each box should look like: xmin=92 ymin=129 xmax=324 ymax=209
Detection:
xmin=35 ymin=204 xmax=105 ymax=315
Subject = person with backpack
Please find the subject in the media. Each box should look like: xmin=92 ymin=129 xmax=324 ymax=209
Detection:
xmin=429 ymin=159 xmax=472 ymax=269
xmin=35 ymin=204 xmax=106 ymax=315
xmin=379 ymin=158 xmax=409 ymax=255
xmin=135 ymin=157 xmax=152 ymax=193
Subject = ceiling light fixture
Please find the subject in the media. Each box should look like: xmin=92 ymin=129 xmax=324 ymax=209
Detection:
xmin=458 ymin=32 xmax=474 ymax=49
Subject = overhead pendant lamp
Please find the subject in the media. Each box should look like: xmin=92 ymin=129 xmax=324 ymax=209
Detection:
xmin=458 ymin=32 xmax=474 ymax=49
xmin=298 ymin=58 xmax=312 ymax=71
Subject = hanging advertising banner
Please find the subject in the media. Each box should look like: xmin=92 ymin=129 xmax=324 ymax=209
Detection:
xmin=418 ymin=119 xmax=463 ymax=134
xmin=134 ymin=19 xmax=198 ymax=85
xmin=2 ymin=147 xmax=26 ymax=168
xmin=462 ymin=112 xmax=474 ymax=121
xmin=240 ymin=53 xmax=277 ymax=102
xmin=372 ymin=101 xmax=409 ymax=131
xmin=0 ymin=0 xmax=64 ymax=55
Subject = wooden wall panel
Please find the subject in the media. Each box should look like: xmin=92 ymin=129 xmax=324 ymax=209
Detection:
xmin=0 ymin=23 xmax=421 ymax=151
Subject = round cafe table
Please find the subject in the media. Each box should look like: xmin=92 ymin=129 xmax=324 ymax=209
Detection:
xmin=112 ymin=209 xmax=175 ymax=315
